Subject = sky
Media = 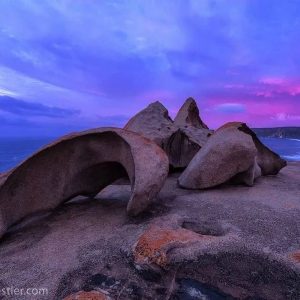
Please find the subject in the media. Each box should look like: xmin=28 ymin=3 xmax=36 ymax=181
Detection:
xmin=0 ymin=0 xmax=300 ymax=137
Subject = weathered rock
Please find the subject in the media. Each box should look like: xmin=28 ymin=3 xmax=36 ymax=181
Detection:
xmin=0 ymin=172 xmax=8 ymax=186
xmin=1 ymin=163 xmax=300 ymax=299
xmin=230 ymin=156 xmax=262 ymax=186
xmin=178 ymin=124 xmax=258 ymax=189
xmin=133 ymin=224 xmax=205 ymax=268
xmin=229 ymin=122 xmax=287 ymax=175
xmin=124 ymin=101 xmax=174 ymax=146
xmin=125 ymin=99 xmax=212 ymax=168
xmin=174 ymin=97 xmax=209 ymax=129
xmin=161 ymin=128 xmax=200 ymax=169
xmin=0 ymin=127 xmax=169 ymax=238
xmin=179 ymin=122 xmax=287 ymax=189
xmin=63 ymin=290 xmax=111 ymax=300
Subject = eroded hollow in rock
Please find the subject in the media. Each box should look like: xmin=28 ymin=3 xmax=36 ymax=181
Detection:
xmin=162 ymin=129 xmax=201 ymax=170
xmin=171 ymin=278 xmax=232 ymax=300
xmin=171 ymin=251 xmax=300 ymax=299
xmin=181 ymin=220 xmax=227 ymax=237
xmin=64 ymin=161 xmax=129 ymax=201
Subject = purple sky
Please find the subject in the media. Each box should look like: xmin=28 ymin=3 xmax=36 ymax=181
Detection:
xmin=0 ymin=0 xmax=300 ymax=136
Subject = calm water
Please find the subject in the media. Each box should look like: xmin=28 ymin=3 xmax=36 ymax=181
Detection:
xmin=0 ymin=137 xmax=55 ymax=173
xmin=260 ymin=137 xmax=300 ymax=161
xmin=0 ymin=136 xmax=299 ymax=173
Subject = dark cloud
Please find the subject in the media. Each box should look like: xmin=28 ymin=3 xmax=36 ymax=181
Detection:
xmin=0 ymin=96 xmax=79 ymax=118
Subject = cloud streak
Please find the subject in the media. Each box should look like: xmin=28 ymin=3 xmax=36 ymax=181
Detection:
xmin=213 ymin=103 xmax=246 ymax=114
xmin=0 ymin=96 xmax=79 ymax=118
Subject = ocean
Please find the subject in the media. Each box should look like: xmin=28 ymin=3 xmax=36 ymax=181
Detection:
xmin=0 ymin=136 xmax=299 ymax=173
xmin=0 ymin=137 xmax=55 ymax=173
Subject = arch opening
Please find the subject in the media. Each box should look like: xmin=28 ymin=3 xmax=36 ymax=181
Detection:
xmin=65 ymin=161 xmax=130 ymax=202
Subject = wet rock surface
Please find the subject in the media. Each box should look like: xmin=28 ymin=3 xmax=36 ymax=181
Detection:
xmin=0 ymin=162 xmax=299 ymax=300
xmin=171 ymin=278 xmax=234 ymax=300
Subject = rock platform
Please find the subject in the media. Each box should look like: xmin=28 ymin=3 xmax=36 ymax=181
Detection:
xmin=0 ymin=162 xmax=299 ymax=299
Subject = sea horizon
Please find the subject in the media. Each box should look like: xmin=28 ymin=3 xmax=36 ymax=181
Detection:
xmin=1 ymin=135 xmax=299 ymax=173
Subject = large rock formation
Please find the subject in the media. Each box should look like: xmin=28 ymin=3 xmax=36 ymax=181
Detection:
xmin=0 ymin=98 xmax=295 ymax=299
xmin=178 ymin=122 xmax=286 ymax=189
xmin=219 ymin=122 xmax=287 ymax=175
xmin=178 ymin=123 xmax=260 ymax=189
xmin=238 ymin=122 xmax=287 ymax=175
xmin=0 ymin=128 xmax=169 ymax=238
xmin=125 ymin=98 xmax=212 ymax=168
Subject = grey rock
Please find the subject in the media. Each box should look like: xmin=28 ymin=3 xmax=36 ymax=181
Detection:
xmin=234 ymin=122 xmax=287 ymax=175
xmin=174 ymin=97 xmax=209 ymax=129
xmin=125 ymin=99 xmax=212 ymax=168
xmin=231 ymin=156 xmax=262 ymax=186
xmin=124 ymin=101 xmax=174 ymax=146
xmin=178 ymin=124 xmax=258 ymax=189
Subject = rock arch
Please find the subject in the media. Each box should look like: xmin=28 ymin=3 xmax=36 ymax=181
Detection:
xmin=0 ymin=128 xmax=169 ymax=238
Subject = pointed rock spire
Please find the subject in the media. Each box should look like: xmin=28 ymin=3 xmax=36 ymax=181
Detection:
xmin=124 ymin=101 xmax=173 ymax=129
xmin=174 ymin=97 xmax=208 ymax=129
xmin=124 ymin=99 xmax=212 ymax=168
xmin=124 ymin=101 xmax=174 ymax=145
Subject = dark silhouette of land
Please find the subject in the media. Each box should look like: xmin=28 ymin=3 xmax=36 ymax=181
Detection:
xmin=253 ymin=127 xmax=300 ymax=139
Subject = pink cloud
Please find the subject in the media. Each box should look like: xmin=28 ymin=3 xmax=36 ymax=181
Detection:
xmin=257 ymin=77 xmax=300 ymax=97
xmin=224 ymin=84 xmax=245 ymax=89
xmin=260 ymin=77 xmax=286 ymax=85
xmin=203 ymin=94 xmax=300 ymax=128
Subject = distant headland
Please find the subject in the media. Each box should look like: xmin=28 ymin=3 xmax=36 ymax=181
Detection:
xmin=253 ymin=127 xmax=300 ymax=139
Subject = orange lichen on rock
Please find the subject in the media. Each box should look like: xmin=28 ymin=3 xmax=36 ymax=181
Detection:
xmin=63 ymin=290 xmax=110 ymax=300
xmin=290 ymin=251 xmax=300 ymax=263
xmin=133 ymin=225 xmax=209 ymax=267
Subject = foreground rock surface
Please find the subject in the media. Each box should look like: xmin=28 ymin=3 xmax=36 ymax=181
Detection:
xmin=64 ymin=290 xmax=111 ymax=300
xmin=0 ymin=127 xmax=169 ymax=238
xmin=124 ymin=98 xmax=212 ymax=168
xmin=0 ymin=162 xmax=299 ymax=299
